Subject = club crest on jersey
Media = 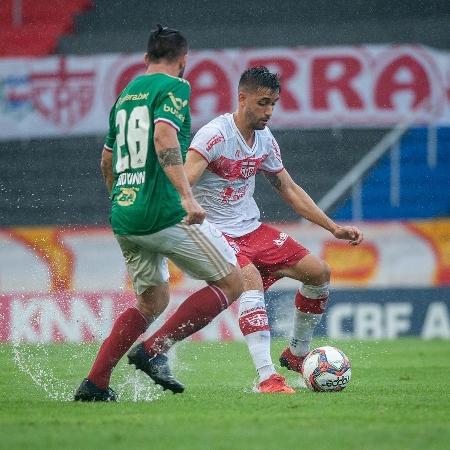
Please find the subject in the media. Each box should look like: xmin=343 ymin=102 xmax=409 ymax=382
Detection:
xmin=273 ymin=232 xmax=288 ymax=247
xmin=240 ymin=159 xmax=257 ymax=178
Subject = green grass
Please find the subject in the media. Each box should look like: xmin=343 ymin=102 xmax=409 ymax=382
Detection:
xmin=0 ymin=339 xmax=449 ymax=450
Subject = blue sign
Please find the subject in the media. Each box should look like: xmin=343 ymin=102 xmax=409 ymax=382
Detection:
xmin=266 ymin=288 xmax=450 ymax=339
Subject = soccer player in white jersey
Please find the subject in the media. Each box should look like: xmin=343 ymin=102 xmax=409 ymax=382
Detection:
xmin=184 ymin=66 xmax=364 ymax=393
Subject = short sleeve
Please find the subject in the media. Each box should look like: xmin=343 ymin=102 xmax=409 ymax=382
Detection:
xmin=154 ymin=79 xmax=190 ymax=132
xmin=189 ymin=125 xmax=225 ymax=164
xmin=259 ymin=128 xmax=284 ymax=173
xmin=104 ymin=101 xmax=117 ymax=150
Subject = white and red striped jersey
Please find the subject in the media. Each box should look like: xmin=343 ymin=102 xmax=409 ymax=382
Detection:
xmin=189 ymin=113 xmax=284 ymax=237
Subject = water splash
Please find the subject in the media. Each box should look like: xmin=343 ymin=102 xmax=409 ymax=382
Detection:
xmin=11 ymin=342 xmax=183 ymax=402
xmin=12 ymin=342 xmax=73 ymax=401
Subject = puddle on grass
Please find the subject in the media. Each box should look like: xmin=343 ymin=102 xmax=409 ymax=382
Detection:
xmin=11 ymin=342 xmax=179 ymax=402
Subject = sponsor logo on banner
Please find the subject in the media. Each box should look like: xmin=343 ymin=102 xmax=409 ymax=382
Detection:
xmin=0 ymin=293 xmax=242 ymax=343
xmin=1 ymin=221 xmax=450 ymax=341
xmin=1 ymin=58 xmax=95 ymax=128
xmin=266 ymin=289 xmax=450 ymax=340
xmin=1 ymin=45 xmax=449 ymax=140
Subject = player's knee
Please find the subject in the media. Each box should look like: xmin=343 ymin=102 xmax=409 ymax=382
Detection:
xmin=321 ymin=260 xmax=331 ymax=283
xmin=227 ymin=266 xmax=244 ymax=301
xmin=308 ymin=259 xmax=331 ymax=285
xmin=214 ymin=265 xmax=244 ymax=304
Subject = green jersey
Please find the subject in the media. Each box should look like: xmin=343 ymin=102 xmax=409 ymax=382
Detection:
xmin=104 ymin=73 xmax=191 ymax=235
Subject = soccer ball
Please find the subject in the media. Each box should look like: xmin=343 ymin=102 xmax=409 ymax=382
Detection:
xmin=302 ymin=346 xmax=351 ymax=392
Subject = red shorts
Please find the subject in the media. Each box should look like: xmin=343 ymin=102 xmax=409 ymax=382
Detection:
xmin=224 ymin=223 xmax=310 ymax=291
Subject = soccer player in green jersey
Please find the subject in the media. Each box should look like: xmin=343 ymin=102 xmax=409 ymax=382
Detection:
xmin=74 ymin=26 xmax=243 ymax=401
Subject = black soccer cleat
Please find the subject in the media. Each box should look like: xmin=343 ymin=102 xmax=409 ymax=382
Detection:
xmin=127 ymin=343 xmax=185 ymax=394
xmin=74 ymin=378 xmax=117 ymax=402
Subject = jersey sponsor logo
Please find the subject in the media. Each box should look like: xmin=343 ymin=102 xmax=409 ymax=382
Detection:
xmin=273 ymin=232 xmax=288 ymax=247
xmin=163 ymin=104 xmax=185 ymax=122
xmin=116 ymin=171 xmax=145 ymax=186
xmin=220 ymin=185 xmax=248 ymax=204
xmin=206 ymin=134 xmax=225 ymax=151
xmin=210 ymin=156 xmax=264 ymax=181
xmin=271 ymin=138 xmax=282 ymax=164
xmin=117 ymin=92 xmax=149 ymax=106
xmin=168 ymin=92 xmax=188 ymax=110
xmin=116 ymin=187 xmax=138 ymax=206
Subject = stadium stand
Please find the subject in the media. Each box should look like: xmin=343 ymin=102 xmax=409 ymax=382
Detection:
xmin=333 ymin=127 xmax=450 ymax=220
xmin=57 ymin=0 xmax=450 ymax=53
xmin=1 ymin=0 xmax=449 ymax=226
xmin=0 ymin=0 xmax=92 ymax=56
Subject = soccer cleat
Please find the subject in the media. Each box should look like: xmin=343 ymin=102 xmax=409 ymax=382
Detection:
xmin=74 ymin=378 xmax=117 ymax=402
xmin=279 ymin=347 xmax=306 ymax=374
xmin=127 ymin=343 xmax=184 ymax=394
xmin=257 ymin=374 xmax=295 ymax=394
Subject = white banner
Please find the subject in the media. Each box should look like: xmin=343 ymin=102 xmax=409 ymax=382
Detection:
xmin=0 ymin=45 xmax=449 ymax=140
xmin=0 ymin=220 xmax=449 ymax=294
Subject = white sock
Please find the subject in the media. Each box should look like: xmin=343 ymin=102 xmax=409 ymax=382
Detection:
xmin=239 ymin=290 xmax=276 ymax=382
xmin=290 ymin=283 xmax=329 ymax=358
xmin=289 ymin=310 xmax=323 ymax=357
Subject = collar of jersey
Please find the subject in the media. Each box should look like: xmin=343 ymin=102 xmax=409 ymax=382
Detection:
xmin=229 ymin=113 xmax=257 ymax=154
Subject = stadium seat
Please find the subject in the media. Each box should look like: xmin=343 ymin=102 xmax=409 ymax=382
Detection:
xmin=0 ymin=0 xmax=92 ymax=56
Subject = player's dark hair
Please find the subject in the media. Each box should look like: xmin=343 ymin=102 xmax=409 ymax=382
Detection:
xmin=147 ymin=24 xmax=188 ymax=62
xmin=238 ymin=66 xmax=281 ymax=93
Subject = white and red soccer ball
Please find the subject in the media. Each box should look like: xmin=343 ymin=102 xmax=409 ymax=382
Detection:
xmin=302 ymin=346 xmax=351 ymax=392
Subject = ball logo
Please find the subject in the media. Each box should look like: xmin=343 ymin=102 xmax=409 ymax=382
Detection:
xmin=322 ymin=375 xmax=350 ymax=388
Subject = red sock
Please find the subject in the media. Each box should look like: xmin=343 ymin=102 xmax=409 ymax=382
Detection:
xmin=143 ymin=285 xmax=228 ymax=355
xmin=295 ymin=291 xmax=328 ymax=313
xmin=88 ymin=307 xmax=148 ymax=389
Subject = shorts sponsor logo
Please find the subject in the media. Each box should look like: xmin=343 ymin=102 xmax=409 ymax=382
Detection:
xmin=228 ymin=241 xmax=240 ymax=254
xmin=273 ymin=232 xmax=288 ymax=247
xmin=117 ymin=187 xmax=138 ymax=206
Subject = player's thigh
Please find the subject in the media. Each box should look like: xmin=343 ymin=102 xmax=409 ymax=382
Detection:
xmin=275 ymin=253 xmax=331 ymax=284
xmin=115 ymin=234 xmax=169 ymax=295
xmin=164 ymin=220 xmax=237 ymax=282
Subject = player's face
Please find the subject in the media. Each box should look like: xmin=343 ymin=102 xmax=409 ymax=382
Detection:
xmin=241 ymin=88 xmax=280 ymax=130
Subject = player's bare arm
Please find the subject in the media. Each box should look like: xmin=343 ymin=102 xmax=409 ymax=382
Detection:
xmin=265 ymin=169 xmax=363 ymax=245
xmin=154 ymin=121 xmax=205 ymax=224
xmin=184 ymin=148 xmax=209 ymax=186
xmin=100 ymin=148 xmax=113 ymax=194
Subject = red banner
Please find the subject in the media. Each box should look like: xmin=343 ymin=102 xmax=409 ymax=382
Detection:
xmin=0 ymin=45 xmax=449 ymax=140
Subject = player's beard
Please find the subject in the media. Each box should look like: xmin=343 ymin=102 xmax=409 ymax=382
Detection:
xmin=247 ymin=110 xmax=267 ymax=130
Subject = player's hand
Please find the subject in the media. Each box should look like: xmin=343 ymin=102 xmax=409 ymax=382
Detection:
xmin=181 ymin=196 xmax=206 ymax=225
xmin=332 ymin=225 xmax=364 ymax=245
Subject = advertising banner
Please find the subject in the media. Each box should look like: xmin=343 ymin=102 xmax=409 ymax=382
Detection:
xmin=1 ymin=220 xmax=449 ymax=341
xmin=0 ymin=45 xmax=449 ymax=140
